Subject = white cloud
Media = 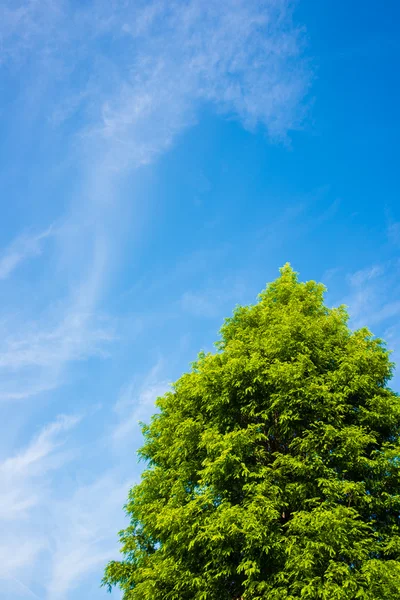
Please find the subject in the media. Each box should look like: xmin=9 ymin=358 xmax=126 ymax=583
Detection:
xmin=46 ymin=472 xmax=130 ymax=600
xmin=0 ymin=576 xmax=44 ymax=600
xmin=39 ymin=365 xmax=172 ymax=597
xmin=81 ymin=0 xmax=310 ymax=171
xmin=0 ymin=222 xmax=115 ymax=401
xmin=0 ymin=414 xmax=80 ymax=521
xmin=348 ymin=264 xmax=383 ymax=288
xmin=0 ymin=364 xmax=170 ymax=598
xmin=2 ymin=0 xmax=311 ymax=152
xmin=0 ymin=540 xmax=45 ymax=585
xmin=0 ymin=414 xmax=80 ymax=588
xmin=342 ymin=261 xmax=400 ymax=389
xmin=112 ymin=361 xmax=169 ymax=445
xmin=344 ymin=263 xmax=400 ymax=328
xmin=0 ymin=0 xmax=311 ymax=405
xmin=0 ymin=226 xmax=53 ymax=280
xmin=0 ymin=312 xmax=112 ymax=371
xmin=0 ymin=304 xmax=114 ymax=402
xmin=0 ymin=2 xmax=314 ymax=597
xmin=0 ymin=411 xmax=132 ymax=599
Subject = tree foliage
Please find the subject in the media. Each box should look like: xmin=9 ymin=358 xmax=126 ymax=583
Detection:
xmin=104 ymin=264 xmax=400 ymax=599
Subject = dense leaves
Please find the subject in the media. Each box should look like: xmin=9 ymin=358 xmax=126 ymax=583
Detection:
xmin=104 ymin=265 xmax=400 ymax=599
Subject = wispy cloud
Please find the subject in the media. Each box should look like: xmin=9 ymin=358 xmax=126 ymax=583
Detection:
xmin=0 ymin=414 xmax=80 ymax=521
xmin=344 ymin=263 xmax=400 ymax=328
xmin=0 ymin=306 xmax=113 ymax=371
xmin=0 ymin=297 xmax=114 ymax=402
xmin=0 ymin=0 xmax=311 ymax=402
xmin=2 ymin=0 xmax=311 ymax=150
xmin=0 ymin=226 xmax=53 ymax=280
xmin=0 ymin=2 xmax=314 ymax=597
xmin=348 ymin=264 xmax=383 ymax=288
xmin=343 ymin=261 xmax=400 ymax=387
xmin=0 ymin=368 xmax=168 ymax=598
xmin=0 ymin=410 xmax=129 ymax=599
xmin=42 ymin=375 xmax=165 ymax=599
xmin=112 ymin=361 xmax=169 ymax=446
xmin=0 ymin=414 xmax=80 ymax=585
xmin=81 ymin=0 xmax=311 ymax=172
xmin=46 ymin=472 xmax=130 ymax=600
xmin=0 ymin=218 xmax=115 ymax=402
xmin=0 ymin=577 xmax=43 ymax=600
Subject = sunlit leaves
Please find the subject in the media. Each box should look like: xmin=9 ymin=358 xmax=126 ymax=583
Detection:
xmin=104 ymin=264 xmax=400 ymax=599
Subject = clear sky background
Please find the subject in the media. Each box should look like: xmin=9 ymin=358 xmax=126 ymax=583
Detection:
xmin=0 ymin=1 xmax=399 ymax=598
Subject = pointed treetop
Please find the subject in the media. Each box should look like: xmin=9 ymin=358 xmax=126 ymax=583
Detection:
xmin=279 ymin=262 xmax=298 ymax=279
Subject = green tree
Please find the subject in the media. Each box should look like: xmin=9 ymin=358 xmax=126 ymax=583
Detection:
xmin=104 ymin=265 xmax=400 ymax=599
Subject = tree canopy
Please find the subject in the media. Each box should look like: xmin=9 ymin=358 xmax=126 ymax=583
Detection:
xmin=103 ymin=264 xmax=400 ymax=599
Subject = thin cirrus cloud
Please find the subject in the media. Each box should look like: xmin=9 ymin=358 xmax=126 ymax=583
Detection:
xmin=0 ymin=0 xmax=311 ymax=407
xmin=0 ymin=414 xmax=80 ymax=520
xmin=0 ymin=0 xmax=311 ymax=403
xmin=0 ymin=0 xmax=313 ymax=598
xmin=0 ymin=243 xmax=114 ymax=401
xmin=0 ymin=407 xmax=129 ymax=599
xmin=45 ymin=472 xmax=131 ymax=600
xmin=83 ymin=0 xmax=311 ymax=170
xmin=112 ymin=361 xmax=169 ymax=446
xmin=3 ymin=0 xmax=311 ymax=157
xmin=0 ymin=226 xmax=53 ymax=281
xmin=343 ymin=261 xmax=400 ymax=387
xmin=0 ymin=414 xmax=80 ymax=583
xmin=344 ymin=263 xmax=400 ymax=328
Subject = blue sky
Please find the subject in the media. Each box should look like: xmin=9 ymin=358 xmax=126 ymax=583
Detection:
xmin=0 ymin=0 xmax=399 ymax=598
